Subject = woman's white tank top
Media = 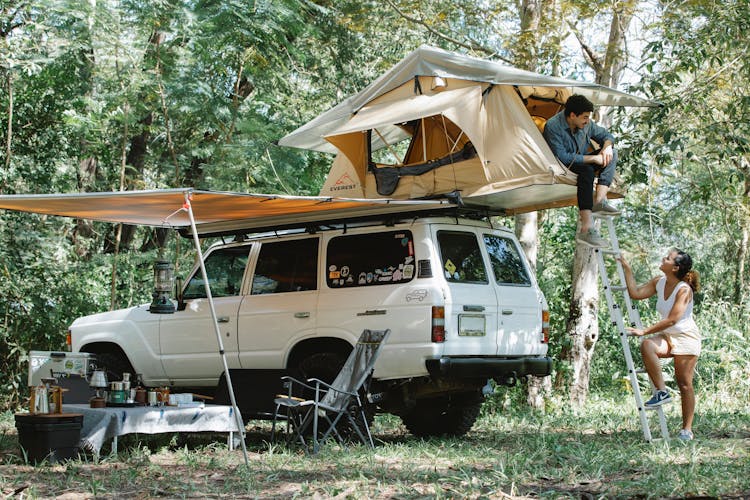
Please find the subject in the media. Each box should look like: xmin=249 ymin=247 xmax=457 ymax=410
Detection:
xmin=655 ymin=276 xmax=699 ymax=337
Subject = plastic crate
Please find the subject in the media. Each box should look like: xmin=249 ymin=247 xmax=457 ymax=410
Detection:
xmin=15 ymin=413 xmax=83 ymax=463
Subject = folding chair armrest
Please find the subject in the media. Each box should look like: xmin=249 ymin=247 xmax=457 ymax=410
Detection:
xmin=306 ymin=377 xmax=359 ymax=398
xmin=280 ymin=375 xmax=320 ymax=394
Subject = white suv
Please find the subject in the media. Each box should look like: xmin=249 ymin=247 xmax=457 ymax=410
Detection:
xmin=69 ymin=213 xmax=550 ymax=437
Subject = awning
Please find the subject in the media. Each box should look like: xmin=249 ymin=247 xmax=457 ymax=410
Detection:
xmin=0 ymin=188 xmax=456 ymax=236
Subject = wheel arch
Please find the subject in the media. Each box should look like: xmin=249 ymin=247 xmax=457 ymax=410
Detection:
xmin=80 ymin=342 xmax=135 ymax=374
xmin=286 ymin=337 xmax=353 ymax=371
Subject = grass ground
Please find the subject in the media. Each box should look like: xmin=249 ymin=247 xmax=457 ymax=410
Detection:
xmin=0 ymin=388 xmax=748 ymax=499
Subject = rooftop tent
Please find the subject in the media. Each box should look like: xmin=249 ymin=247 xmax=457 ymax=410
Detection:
xmin=279 ymin=46 xmax=658 ymax=214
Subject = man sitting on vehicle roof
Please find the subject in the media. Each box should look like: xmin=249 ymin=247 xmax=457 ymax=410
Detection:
xmin=543 ymin=94 xmax=620 ymax=248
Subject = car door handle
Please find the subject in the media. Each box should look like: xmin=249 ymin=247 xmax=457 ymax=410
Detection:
xmin=217 ymin=316 xmax=230 ymax=323
xmin=463 ymin=305 xmax=485 ymax=312
xmin=357 ymin=309 xmax=387 ymax=316
xmin=294 ymin=312 xmax=310 ymax=319
xmin=501 ymin=309 xmax=514 ymax=315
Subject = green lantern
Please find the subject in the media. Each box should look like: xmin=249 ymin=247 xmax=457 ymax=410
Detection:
xmin=149 ymin=259 xmax=175 ymax=314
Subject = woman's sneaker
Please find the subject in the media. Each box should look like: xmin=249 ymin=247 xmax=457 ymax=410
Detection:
xmin=644 ymin=390 xmax=672 ymax=408
xmin=678 ymin=429 xmax=694 ymax=441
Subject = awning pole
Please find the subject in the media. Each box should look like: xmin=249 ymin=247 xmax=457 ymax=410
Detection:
xmin=183 ymin=191 xmax=249 ymax=466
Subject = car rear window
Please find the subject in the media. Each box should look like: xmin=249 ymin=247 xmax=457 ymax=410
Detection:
xmin=437 ymin=231 xmax=488 ymax=284
xmin=483 ymin=234 xmax=531 ymax=285
xmin=326 ymin=231 xmax=415 ymax=288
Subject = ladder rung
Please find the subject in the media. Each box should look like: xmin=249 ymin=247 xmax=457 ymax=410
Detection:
xmin=599 ymin=248 xmax=620 ymax=255
xmin=610 ymin=285 xmax=627 ymax=292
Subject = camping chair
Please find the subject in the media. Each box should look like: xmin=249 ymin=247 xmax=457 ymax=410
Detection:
xmin=271 ymin=329 xmax=390 ymax=454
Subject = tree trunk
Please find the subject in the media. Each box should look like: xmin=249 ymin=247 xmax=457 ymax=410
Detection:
xmin=515 ymin=211 xmax=552 ymax=407
xmin=72 ymin=157 xmax=97 ymax=256
xmin=563 ymin=1 xmax=636 ymax=407
xmin=564 ymin=230 xmax=601 ymax=405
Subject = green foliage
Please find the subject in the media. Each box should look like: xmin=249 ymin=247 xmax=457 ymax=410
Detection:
xmin=625 ymin=0 xmax=750 ymax=306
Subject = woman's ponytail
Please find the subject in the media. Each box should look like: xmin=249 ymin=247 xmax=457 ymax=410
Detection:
xmin=673 ymin=249 xmax=699 ymax=292
xmin=683 ymin=269 xmax=700 ymax=292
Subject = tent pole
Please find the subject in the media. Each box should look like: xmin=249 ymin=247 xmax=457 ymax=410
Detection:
xmin=183 ymin=192 xmax=249 ymax=466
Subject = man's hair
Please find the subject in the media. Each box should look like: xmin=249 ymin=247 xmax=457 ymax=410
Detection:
xmin=565 ymin=94 xmax=594 ymax=116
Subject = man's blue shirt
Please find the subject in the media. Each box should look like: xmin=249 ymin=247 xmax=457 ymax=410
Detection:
xmin=542 ymin=111 xmax=614 ymax=168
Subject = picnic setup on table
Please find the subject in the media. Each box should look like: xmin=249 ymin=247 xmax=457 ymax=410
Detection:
xmin=17 ymin=350 xmax=243 ymax=463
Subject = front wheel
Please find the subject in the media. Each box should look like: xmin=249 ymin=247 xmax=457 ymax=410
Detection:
xmin=401 ymin=394 xmax=483 ymax=438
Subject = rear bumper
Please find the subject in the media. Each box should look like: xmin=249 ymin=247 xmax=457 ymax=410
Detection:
xmin=425 ymin=356 xmax=552 ymax=379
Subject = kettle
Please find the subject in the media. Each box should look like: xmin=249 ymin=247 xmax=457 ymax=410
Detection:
xmin=90 ymin=370 xmax=107 ymax=388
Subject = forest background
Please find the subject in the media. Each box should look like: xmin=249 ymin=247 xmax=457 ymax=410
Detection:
xmin=0 ymin=0 xmax=748 ymax=413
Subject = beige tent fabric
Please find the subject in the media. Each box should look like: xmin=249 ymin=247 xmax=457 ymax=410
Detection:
xmin=325 ymin=84 xmax=484 ymax=156
xmin=319 ymin=153 xmax=365 ymax=198
xmin=480 ymin=85 xmax=568 ymax=190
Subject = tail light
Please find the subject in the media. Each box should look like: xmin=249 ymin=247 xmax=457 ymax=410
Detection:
xmin=66 ymin=329 xmax=72 ymax=351
xmin=541 ymin=309 xmax=550 ymax=343
xmin=431 ymin=306 xmax=445 ymax=342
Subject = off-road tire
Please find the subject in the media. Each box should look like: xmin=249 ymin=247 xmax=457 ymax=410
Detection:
xmin=401 ymin=395 xmax=483 ymax=438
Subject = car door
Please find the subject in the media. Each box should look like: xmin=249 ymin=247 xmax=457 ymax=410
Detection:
xmin=237 ymin=236 xmax=320 ymax=369
xmin=159 ymin=244 xmax=250 ymax=383
xmin=433 ymin=226 xmax=499 ymax=356
xmin=482 ymin=232 xmax=544 ymax=355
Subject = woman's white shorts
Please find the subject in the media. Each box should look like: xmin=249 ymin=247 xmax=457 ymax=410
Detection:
xmin=666 ymin=330 xmax=701 ymax=356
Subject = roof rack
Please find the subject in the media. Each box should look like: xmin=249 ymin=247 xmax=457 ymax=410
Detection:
xmin=179 ymin=205 xmax=507 ymax=240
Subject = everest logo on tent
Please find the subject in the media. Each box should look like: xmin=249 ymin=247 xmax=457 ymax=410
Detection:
xmin=329 ymin=173 xmax=357 ymax=192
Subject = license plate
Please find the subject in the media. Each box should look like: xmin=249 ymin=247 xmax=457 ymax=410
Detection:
xmin=458 ymin=314 xmax=485 ymax=336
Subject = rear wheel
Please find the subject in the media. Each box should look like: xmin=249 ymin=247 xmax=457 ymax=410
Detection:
xmin=401 ymin=393 xmax=483 ymax=438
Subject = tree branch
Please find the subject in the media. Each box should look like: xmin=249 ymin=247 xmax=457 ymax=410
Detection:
xmin=384 ymin=0 xmax=513 ymax=64
xmin=567 ymin=20 xmax=603 ymax=76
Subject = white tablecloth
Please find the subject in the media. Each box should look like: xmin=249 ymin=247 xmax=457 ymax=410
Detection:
xmin=63 ymin=404 xmax=242 ymax=454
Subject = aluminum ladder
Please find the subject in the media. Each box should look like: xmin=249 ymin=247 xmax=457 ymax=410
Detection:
xmin=594 ymin=214 xmax=669 ymax=442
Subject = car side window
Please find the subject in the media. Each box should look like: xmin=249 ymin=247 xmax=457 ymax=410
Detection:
xmin=251 ymin=238 xmax=319 ymax=295
xmin=183 ymin=246 xmax=250 ymax=299
xmin=437 ymin=231 xmax=488 ymax=284
xmin=326 ymin=231 xmax=415 ymax=287
xmin=483 ymin=234 xmax=531 ymax=285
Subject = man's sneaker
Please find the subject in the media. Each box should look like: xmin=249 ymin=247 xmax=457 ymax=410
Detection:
xmin=644 ymin=390 xmax=672 ymax=408
xmin=592 ymin=201 xmax=621 ymax=216
xmin=678 ymin=429 xmax=694 ymax=441
xmin=576 ymin=229 xmax=608 ymax=248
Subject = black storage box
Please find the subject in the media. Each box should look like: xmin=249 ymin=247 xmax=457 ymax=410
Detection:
xmin=15 ymin=413 xmax=83 ymax=464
